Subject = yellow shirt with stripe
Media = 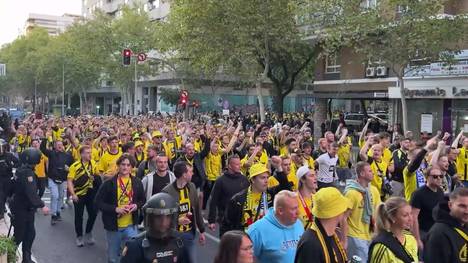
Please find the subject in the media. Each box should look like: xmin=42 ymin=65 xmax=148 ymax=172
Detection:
xmin=117 ymin=177 xmax=133 ymax=228
xmin=456 ymin=147 xmax=468 ymax=182
xmin=240 ymin=155 xmax=267 ymax=177
xmin=345 ymin=185 xmax=381 ymax=241
xmin=67 ymin=160 xmax=98 ymax=196
xmin=205 ymin=152 xmax=222 ymax=181
xmin=177 ymin=187 xmax=192 ymax=232
xmin=369 ymin=233 xmax=418 ymax=263
xmin=304 ymin=156 xmax=315 ymax=170
xmin=163 ymin=136 xmax=182 ymax=161
xmin=368 ymin=147 xmax=393 ymax=166
xmin=34 ymin=154 xmax=48 ymax=178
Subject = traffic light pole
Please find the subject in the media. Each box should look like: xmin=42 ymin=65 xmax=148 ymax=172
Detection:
xmin=134 ymin=56 xmax=137 ymax=116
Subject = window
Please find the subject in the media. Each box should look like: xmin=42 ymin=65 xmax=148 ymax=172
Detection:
xmin=360 ymin=0 xmax=377 ymax=8
xmin=143 ymin=87 xmax=149 ymax=95
xmin=325 ymin=54 xmax=341 ymax=74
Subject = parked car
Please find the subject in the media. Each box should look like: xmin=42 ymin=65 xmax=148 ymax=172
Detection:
xmin=344 ymin=113 xmax=366 ymax=128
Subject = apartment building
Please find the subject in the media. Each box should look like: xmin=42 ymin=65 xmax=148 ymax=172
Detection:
xmin=24 ymin=13 xmax=81 ymax=36
xmin=312 ymin=0 xmax=468 ymax=137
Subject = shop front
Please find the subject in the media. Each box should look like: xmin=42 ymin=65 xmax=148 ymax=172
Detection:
xmin=388 ymin=77 xmax=468 ymax=136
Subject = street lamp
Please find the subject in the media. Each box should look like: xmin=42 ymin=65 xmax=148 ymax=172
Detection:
xmin=96 ymin=105 xmax=100 ymax=115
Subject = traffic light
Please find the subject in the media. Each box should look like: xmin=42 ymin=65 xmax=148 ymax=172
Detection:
xmin=122 ymin=49 xmax=132 ymax=66
xmin=179 ymin=90 xmax=188 ymax=107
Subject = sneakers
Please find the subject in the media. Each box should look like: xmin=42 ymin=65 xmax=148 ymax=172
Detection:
xmin=51 ymin=215 xmax=57 ymax=225
xmin=84 ymin=233 xmax=95 ymax=246
xmin=76 ymin=236 xmax=84 ymax=247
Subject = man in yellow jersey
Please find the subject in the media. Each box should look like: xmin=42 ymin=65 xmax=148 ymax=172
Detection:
xmin=31 ymin=139 xmax=48 ymax=198
xmin=224 ymin=157 xmax=291 ymax=233
xmin=162 ymin=161 xmax=206 ymax=263
xmin=336 ymin=126 xmax=352 ymax=186
xmin=95 ymin=154 xmax=145 ymax=263
xmin=241 ymin=144 xmax=266 ymax=176
xmin=163 ymin=129 xmax=182 ymax=167
xmin=67 ymin=145 xmax=101 ymax=247
xmin=301 ymin=142 xmax=315 ymax=170
xmin=268 ymin=155 xmax=297 ymax=191
xmin=295 ymin=166 xmax=317 ymax=229
xmin=344 ymin=161 xmax=381 ymax=262
xmin=452 ymin=129 xmax=468 ymax=187
xmin=360 ymin=138 xmax=394 ymax=199
xmin=98 ymin=136 xmax=122 ymax=179
xmin=133 ymin=140 xmax=145 ymax=167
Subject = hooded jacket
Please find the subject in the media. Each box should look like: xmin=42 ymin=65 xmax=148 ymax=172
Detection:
xmin=247 ymin=208 xmax=304 ymax=263
xmin=423 ymin=197 xmax=468 ymax=263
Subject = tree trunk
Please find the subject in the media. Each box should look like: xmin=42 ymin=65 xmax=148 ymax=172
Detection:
xmin=255 ymin=80 xmax=266 ymax=123
xmin=398 ymin=75 xmax=409 ymax=134
xmin=272 ymin=86 xmax=284 ymax=120
xmin=313 ymin=98 xmax=328 ymax=142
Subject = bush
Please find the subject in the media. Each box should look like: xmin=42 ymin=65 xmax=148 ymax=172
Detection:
xmin=0 ymin=235 xmax=17 ymax=263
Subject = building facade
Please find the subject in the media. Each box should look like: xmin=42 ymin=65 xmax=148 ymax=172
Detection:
xmin=24 ymin=13 xmax=81 ymax=36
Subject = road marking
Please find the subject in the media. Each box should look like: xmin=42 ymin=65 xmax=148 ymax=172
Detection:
xmin=204 ymin=232 xmax=220 ymax=243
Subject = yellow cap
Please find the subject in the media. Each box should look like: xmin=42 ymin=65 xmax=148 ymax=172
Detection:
xmin=135 ymin=140 xmax=144 ymax=148
xmin=248 ymin=163 xmax=269 ymax=180
xmin=312 ymin=187 xmax=352 ymax=219
xmin=152 ymin=131 xmax=162 ymax=138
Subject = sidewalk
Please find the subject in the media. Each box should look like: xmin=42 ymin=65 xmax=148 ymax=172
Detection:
xmin=0 ymin=207 xmax=38 ymax=263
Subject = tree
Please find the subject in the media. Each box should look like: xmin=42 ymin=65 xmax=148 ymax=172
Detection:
xmin=161 ymin=0 xmax=327 ymax=120
xmin=331 ymin=0 xmax=468 ymax=133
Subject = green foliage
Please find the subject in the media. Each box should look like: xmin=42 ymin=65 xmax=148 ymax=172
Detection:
xmin=0 ymin=235 xmax=17 ymax=263
xmin=159 ymin=87 xmax=180 ymax=106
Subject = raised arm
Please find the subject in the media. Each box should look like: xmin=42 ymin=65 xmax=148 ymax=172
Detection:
xmin=359 ymin=118 xmax=372 ymax=143
xmin=359 ymin=138 xmax=371 ymax=162
xmin=451 ymin=129 xmax=464 ymax=148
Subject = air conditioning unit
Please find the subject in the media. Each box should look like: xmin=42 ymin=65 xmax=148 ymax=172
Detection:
xmin=365 ymin=67 xmax=376 ymax=77
xmin=376 ymin=66 xmax=388 ymax=77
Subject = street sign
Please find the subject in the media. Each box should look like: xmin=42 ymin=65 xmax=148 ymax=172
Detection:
xmin=137 ymin=53 xmax=147 ymax=62
xmin=181 ymin=90 xmax=188 ymax=97
xmin=0 ymin=64 xmax=5 ymax=76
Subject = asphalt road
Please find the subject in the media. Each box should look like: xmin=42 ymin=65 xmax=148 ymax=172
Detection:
xmin=32 ymin=190 xmax=220 ymax=263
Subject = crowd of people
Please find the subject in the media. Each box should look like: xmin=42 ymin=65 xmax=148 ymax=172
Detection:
xmin=0 ymin=111 xmax=467 ymax=263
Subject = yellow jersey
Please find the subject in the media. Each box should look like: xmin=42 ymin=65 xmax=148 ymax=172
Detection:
xmin=177 ymin=187 xmax=192 ymax=232
xmin=205 ymin=152 xmax=222 ymax=181
xmin=369 ymin=158 xmax=388 ymax=195
xmin=117 ymin=176 xmax=133 ymax=228
xmin=34 ymin=154 xmax=48 ymax=178
xmin=345 ymin=185 xmax=381 ymax=241
xmin=369 ymin=233 xmax=418 ymax=263
xmin=268 ymin=170 xmax=298 ymax=191
xmin=337 ymin=144 xmax=351 ymax=168
xmin=98 ymin=149 xmax=122 ymax=177
xmin=297 ymin=192 xmax=313 ymax=229
xmin=456 ymin=147 xmax=468 ymax=182
xmin=67 ymin=160 xmax=98 ymax=196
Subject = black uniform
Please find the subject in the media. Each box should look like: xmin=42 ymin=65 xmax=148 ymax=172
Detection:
xmin=121 ymin=231 xmax=190 ymax=263
xmin=0 ymin=151 xmax=19 ymax=218
xmin=10 ymin=165 xmax=45 ymax=263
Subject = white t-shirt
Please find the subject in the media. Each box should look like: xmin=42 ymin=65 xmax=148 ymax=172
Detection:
xmin=316 ymin=153 xmax=338 ymax=183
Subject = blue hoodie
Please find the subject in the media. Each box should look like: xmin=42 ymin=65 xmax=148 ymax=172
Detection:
xmin=247 ymin=208 xmax=304 ymax=263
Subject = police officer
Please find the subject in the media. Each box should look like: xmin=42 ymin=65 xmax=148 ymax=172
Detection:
xmin=0 ymin=138 xmax=18 ymax=219
xmin=10 ymin=147 xmax=49 ymax=263
xmin=121 ymin=192 xmax=190 ymax=263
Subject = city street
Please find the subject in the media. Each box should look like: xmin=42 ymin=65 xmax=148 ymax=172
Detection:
xmin=32 ymin=191 xmax=219 ymax=263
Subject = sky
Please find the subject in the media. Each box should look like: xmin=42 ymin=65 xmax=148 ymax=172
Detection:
xmin=0 ymin=0 xmax=82 ymax=46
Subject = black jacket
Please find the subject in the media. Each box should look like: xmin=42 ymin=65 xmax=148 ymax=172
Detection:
xmin=391 ymin=149 xmax=408 ymax=183
xmin=95 ymin=175 xmax=145 ymax=231
xmin=11 ymin=166 xmax=44 ymax=211
xmin=222 ymin=170 xmax=292 ymax=233
xmin=207 ymin=171 xmax=249 ymax=224
xmin=0 ymin=152 xmax=19 ymax=178
xmin=176 ymin=136 xmax=209 ymax=189
xmin=423 ymin=197 xmax=468 ymax=263
xmin=40 ymin=139 xmax=73 ymax=182
xmin=121 ymin=231 xmax=190 ymax=263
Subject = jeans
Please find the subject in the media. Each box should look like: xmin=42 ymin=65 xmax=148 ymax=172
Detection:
xmin=73 ymin=190 xmax=98 ymax=237
xmin=48 ymin=179 xmax=66 ymax=215
xmin=181 ymin=231 xmax=196 ymax=263
xmin=347 ymin=236 xmax=370 ymax=263
xmin=106 ymin=225 xmax=138 ymax=263
xmin=390 ymin=181 xmax=404 ymax=197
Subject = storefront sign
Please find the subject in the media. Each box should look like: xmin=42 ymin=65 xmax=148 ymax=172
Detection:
xmin=389 ymin=86 xmax=468 ymax=99
xmin=421 ymin=114 xmax=433 ymax=133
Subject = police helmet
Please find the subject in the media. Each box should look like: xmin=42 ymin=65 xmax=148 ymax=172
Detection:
xmin=143 ymin=192 xmax=179 ymax=238
xmin=20 ymin=147 xmax=41 ymax=166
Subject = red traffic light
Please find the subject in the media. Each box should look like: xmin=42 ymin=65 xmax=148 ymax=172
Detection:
xmin=181 ymin=98 xmax=187 ymax=104
xmin=123 ymin=49 xmax=132 ymax=56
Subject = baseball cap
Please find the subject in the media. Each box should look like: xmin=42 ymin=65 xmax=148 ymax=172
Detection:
xmin=135 ymin=140 xmax=144 ymax=148
xmin=248 ymin=163 xmax=269 ymax=180
xmin=296 ymin=166 xmax=310 ymax=181
xmin=312 ymin=187 xmax=352 ymax=219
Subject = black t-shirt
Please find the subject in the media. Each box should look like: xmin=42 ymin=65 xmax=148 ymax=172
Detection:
xmin=410 ymin=185 xmax=445 ymax=232
xmin=295 ymin=226 xmax=346 ymax=263
xmin=152 ymin=173 xmax=171 ymax=195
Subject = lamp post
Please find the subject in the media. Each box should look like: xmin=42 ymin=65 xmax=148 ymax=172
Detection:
xmin=96 ymin=105 xmax=100 ymax=116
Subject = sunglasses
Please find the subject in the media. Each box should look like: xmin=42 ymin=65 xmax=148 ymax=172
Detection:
xmin=430 ymin=174 xmax=444 ymax=179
